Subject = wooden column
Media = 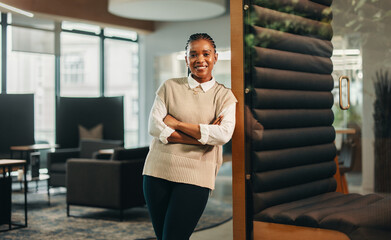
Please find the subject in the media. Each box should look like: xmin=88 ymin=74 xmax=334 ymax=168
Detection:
xmin=231 ymin=0 xmax=247 ymax=239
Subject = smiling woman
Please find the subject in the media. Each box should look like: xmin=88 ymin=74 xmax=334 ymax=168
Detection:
xmin=142 ymin=33 xmax=237 ymax=240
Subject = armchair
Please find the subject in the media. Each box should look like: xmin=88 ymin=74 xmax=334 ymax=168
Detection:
xmin=47 ymin=139 xmax=123 ymax=187
xmin=66 ymin=146 xmax=149 ymax=220
xmin=0 ymin=94 xmax=34 ymax=159
xmin=48 ymin=96 xmax=124 ymax=187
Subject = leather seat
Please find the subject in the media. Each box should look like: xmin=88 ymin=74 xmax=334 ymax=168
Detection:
xmin=255 ymin=192 xmax=391 ymax=240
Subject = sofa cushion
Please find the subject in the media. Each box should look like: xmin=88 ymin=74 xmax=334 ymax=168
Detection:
xmin=256 ymin=193 xmax=390 ymax=240
xmin=79 ymin=123 xmax=103 ymax=140
xmin=320 ymin=197 xmax=391 ymax=234
xmin=296 ymin=194 xmax=383 ymax=227
xmin=111 ymin=147 xmax=149 ymax=161
xmin=79 ymin=139 xmax=123 ymax=159
xmin=50 ymin=163 xmax=67 ymax=173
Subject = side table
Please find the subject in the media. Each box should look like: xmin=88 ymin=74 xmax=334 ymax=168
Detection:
xmin=10 ymin=144 xmax=58 ymax=189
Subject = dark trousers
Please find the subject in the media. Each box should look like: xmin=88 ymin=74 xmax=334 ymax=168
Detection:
xmin=143 ymin=175 xmax=210 ymax=240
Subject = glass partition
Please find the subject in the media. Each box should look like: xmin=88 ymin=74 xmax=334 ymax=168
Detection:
xmin=331 ymin=0 xmax=391 ymax=194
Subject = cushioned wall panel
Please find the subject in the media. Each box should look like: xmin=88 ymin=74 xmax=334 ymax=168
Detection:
xmin=310 ymin=0 xmax=332 ymax=7
xmin=252 ymin=89 xmax=334 ymax=109
xmin=253 ymin=161 xmax=336 ymax=192
xmin=253 ymin=47 xmax=333 ymax=74
xmin=252 ymin=27 xmax=333 ymax=57
xmin=252 ymin=5 xmax=333 ymax=40
xmin=253 ymin=109 xmax=334 ymax=129
xmin=252 ymin=178 xmax=337 ymax=215
xmin=252 ymin=143 xmax=337 ymax=172
xmin=247 ymin=0 xmax=336 ymax=217
xmin=253 ymin=67 xmax=334 ymax=91
xmin=253 ymin=0 xmax=332 ymax=22
xmin=252 ymin=126 xmax=335 ymax=151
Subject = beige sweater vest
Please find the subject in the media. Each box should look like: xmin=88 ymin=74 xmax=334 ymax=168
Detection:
xmin=143 ymin=77 xmax=237 ymax=189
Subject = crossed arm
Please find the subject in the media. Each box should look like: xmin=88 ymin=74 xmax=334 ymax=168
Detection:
xmin=148 ymin=96 xmax=235 ymax=146
xmin=164 ymin=115 xmax=223 ymax=145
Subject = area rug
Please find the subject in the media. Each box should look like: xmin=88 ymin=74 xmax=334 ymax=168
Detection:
xmin=0 ymin=191 xmax=232 ymax=239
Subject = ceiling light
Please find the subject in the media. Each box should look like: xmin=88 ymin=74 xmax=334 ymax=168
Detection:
xmin=108 ymin=0 xmax=226 ymax=21
xmin=0 ymin=2 xmax=34 ymax=18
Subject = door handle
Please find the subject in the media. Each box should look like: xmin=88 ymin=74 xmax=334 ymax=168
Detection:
xmin=339 ymin=76 xmax=350 ymax=110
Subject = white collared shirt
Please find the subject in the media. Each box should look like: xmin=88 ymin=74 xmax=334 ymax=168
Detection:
xmin=148 ymin=75 xmax=236 ymax=145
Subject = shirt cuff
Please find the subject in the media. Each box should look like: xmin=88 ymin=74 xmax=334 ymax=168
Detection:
xmin=159 ymin=126 xmax=175 ymax=144
xmin=198 ymin=124 xmax=209 ymax=145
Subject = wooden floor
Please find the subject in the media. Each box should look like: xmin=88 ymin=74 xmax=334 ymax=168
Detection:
xmin=253 ymin=221 xmax=350 ymax=240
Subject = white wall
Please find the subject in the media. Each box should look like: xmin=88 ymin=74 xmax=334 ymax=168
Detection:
xmin=138 ymin=12 xmax=231 ymax=145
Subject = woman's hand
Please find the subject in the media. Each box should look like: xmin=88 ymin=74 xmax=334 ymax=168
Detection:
xmin=212 ymin=115 xmax=224 ymax=125
xmin=164 ymin=114 xmax=180 ymax=130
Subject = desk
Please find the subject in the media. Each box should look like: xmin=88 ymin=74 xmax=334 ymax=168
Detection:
xmin=0 ymin=159 xmax=27 ymax=231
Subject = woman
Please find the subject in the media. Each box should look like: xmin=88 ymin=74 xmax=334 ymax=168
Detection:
xmin=143 ymin=33 xmax=237 ymax=240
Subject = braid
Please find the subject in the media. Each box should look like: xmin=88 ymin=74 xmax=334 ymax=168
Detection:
xmin=185 ymin=33 xmax=216 ymax=53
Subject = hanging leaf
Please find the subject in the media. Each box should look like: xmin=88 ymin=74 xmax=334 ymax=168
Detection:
xmin=354 ymin=23 xmax=363 ymax=32
xmin=384 ymin=10 xmax=391 ymax=18
xmin=354 ymin=0 xmax=367 ymax=11
xmin=346 ymin=19 xmax=357 ymax=27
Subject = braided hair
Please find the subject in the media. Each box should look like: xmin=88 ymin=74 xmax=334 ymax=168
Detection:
xmin=185 ymin=33 xmax=216 ymax=53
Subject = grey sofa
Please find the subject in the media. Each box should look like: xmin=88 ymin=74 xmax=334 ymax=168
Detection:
xmin=66 ymin=146 xmax=149 ymax=220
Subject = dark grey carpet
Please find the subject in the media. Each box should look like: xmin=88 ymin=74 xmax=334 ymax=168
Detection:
xmin=0 ymin=191 xmax=232 ymax=239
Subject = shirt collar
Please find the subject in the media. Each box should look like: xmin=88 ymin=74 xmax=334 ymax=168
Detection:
xmin=187 ymin=74 xmax=216 ymax=92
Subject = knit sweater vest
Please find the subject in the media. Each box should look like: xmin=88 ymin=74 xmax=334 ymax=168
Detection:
xmin=143 ymin=77 xmax=237 ymax=190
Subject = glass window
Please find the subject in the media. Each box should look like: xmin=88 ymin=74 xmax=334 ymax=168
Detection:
xmin=11 ymin=26 xmax=55 ymax=54
xmin=104 ymin=27 xmax=137 ymax=41
xmin=62 ymin=21 xmax=100 ymax=34
xmin=0 ymin=24 xmax=2 ymax=93
xmin=105 ymin=38 xmax=139 ymax=147
xmin=60 ymin=32 xmax=100 ymax=97
xmin=8 ymin=14 xmax=54 ymax=30
xmin=7 ymin=26 xmax=55 ymax=145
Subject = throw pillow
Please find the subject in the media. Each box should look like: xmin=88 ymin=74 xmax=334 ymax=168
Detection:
xmin=78 ymin=123 xmax=103 ymax=140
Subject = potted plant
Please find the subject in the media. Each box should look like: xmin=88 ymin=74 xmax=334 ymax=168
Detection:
xmin=373 ymin=69 xmax=391 ymax=192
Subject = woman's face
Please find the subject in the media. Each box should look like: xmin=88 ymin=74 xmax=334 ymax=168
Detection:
xmin=185 ymin=39 xmax=218 ymax=83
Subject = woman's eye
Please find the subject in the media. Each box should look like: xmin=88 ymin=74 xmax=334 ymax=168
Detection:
xmin=204 ymin=53 xmax=210 ymax=57
xmin=190 ymin=54 xmax=196 ymax=58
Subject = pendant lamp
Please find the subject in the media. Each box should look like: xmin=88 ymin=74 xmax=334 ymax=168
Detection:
xmin=108 ymin=0 xmax=226 ymax=21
